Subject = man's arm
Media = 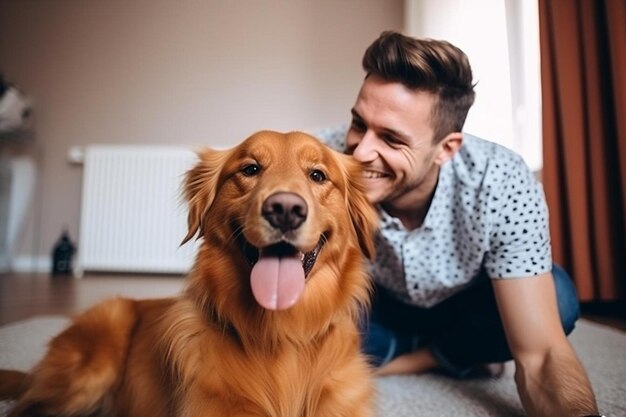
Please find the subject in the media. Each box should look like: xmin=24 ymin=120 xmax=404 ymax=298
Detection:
xmin=492 ymin=272 xmax=598 ymax=417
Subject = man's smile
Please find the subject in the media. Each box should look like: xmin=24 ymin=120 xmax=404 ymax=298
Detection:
xmin=362 ymin=169 xmax=389 ymax=179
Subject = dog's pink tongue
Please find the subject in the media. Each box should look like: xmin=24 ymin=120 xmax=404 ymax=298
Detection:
xmin=250 ymin=253 xmax=305 ymax=310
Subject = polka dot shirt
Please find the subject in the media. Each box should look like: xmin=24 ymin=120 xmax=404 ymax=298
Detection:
xmin=316 ymin=126 xmax=552 ymax=308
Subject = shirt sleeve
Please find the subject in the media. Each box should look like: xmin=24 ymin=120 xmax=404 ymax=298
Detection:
xmin=484 ymin=154 xmax=552 ymax=278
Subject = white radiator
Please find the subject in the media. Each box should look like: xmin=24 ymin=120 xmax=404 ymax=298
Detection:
xmin=77 ymin=145 xmax=200 ymax=275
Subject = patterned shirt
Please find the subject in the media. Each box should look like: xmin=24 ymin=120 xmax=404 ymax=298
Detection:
xmin=316 ymin=126 xmax=552 ymax=308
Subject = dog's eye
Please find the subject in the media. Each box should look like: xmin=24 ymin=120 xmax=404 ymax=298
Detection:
xmin=242 ymin=164 xmax=261 ymax=177
xmin=309 ymin=169 xmax=327 ymax=183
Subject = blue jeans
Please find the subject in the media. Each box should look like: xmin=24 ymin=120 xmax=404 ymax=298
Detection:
xmin=361 ymin=265 xmax=580 ymax=376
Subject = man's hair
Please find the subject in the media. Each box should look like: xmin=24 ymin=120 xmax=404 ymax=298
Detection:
xmin=362 ymin=31 xmax=476 ymax=143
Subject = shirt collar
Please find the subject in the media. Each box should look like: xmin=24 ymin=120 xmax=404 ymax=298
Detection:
xmin=421 ymin=162 xmax=453 ymax=231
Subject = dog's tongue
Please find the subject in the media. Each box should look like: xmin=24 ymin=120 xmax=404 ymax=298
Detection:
xmin=250 ymin=251 xmax=305 ymax=310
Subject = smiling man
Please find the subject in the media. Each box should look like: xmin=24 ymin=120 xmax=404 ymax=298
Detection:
xmin=323 ymin=31 xmax=600 ymax=417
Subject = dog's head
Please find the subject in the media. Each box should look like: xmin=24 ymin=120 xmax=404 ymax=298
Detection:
xmin=183 ymin=131 xmax=377 ymax=322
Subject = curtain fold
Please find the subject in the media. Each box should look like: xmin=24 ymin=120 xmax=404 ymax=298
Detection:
xmin=539 ymin=0 xmax=626 ymax=301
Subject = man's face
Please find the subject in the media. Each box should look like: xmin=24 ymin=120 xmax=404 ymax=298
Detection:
xmin=346 ymin=75 xmax=442 ymax=205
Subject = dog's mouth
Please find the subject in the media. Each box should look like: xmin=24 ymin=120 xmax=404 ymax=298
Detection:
xmin=239 ymin=233 xmax=326 ymax=311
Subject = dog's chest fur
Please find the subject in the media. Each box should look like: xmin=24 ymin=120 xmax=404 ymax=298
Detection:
xmin=155 ymin=300 xmax=366 ymax=417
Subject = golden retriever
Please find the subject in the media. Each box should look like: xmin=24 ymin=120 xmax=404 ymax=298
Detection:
xmin=0 ymin=131 xmax=378 ymax=417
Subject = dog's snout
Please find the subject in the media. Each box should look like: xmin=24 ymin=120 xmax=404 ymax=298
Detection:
xmin=262 ymin=192 xmax=308 ymax=232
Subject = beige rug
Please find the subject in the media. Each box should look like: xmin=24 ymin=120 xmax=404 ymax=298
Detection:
xmin=1 ymin=316 xmax=624 ymax=416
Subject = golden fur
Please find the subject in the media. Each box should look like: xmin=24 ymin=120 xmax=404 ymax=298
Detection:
xmin=0 ymin=131 xmax=378 ymax=417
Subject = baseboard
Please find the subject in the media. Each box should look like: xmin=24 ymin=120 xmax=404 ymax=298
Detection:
xmin=11 ymin=255 xmax=50 ymax=273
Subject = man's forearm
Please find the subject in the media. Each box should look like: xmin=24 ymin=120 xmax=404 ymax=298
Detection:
xmin=514 ymin=343 xmax=598 ymax=417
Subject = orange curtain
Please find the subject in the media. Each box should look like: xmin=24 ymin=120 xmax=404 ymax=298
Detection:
xmin=539 ymin=0 xmax=626 ymax=301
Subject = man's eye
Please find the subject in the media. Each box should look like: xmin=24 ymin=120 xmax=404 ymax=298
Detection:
xmin=242 ymin=164 xmax=261 ymax=176
xmin=309 ymin=169 xmax=327 ymax=183
xmin=383 ymin=134 xmax=402 ymax=145
xmin=351 ymin=119 xmax=366 ymax=132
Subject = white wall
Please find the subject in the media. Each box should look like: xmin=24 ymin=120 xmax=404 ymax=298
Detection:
xmin=0 ymin=0 xmax=403 ymax=269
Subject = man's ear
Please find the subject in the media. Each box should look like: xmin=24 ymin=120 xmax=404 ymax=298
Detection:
xmin=434 ymin=132 xmax=463 ymax=165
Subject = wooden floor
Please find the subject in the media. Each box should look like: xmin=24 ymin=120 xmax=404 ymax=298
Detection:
xmin=0 ymin=272 xmax=184 ymax=325
xmin=1 ymin=273 xmax=625 ymax=331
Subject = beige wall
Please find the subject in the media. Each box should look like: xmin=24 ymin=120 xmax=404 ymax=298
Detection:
xmin=0 ymin=0 xmax=403 ymax=268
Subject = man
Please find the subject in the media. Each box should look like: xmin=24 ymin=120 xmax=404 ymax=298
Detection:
xmin=321 ymin=31 xmax=600 ymax=417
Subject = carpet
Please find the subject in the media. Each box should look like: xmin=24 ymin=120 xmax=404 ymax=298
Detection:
xmin=0 ymin=316 xmax=624 ymax=416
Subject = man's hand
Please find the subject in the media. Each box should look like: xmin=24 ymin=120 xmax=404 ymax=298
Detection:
xmin=492 ymin=273 xmax=598 ymax=417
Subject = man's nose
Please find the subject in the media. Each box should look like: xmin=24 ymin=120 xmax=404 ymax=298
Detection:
xmin=350 ymin=131 xmax=378 ymax=163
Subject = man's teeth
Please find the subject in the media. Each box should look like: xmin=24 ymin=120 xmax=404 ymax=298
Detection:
xmin=363 ymin=170 xmax=386 ymax=179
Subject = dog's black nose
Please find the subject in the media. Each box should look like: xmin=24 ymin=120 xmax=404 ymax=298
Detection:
xmin=262 ymin=192 xmax=308 ymax=232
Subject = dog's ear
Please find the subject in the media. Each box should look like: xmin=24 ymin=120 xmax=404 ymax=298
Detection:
xmin=181 ymin=148 xmax=231 ymax=245
xmin=336 ymin=154 xmax=379 ymax=260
